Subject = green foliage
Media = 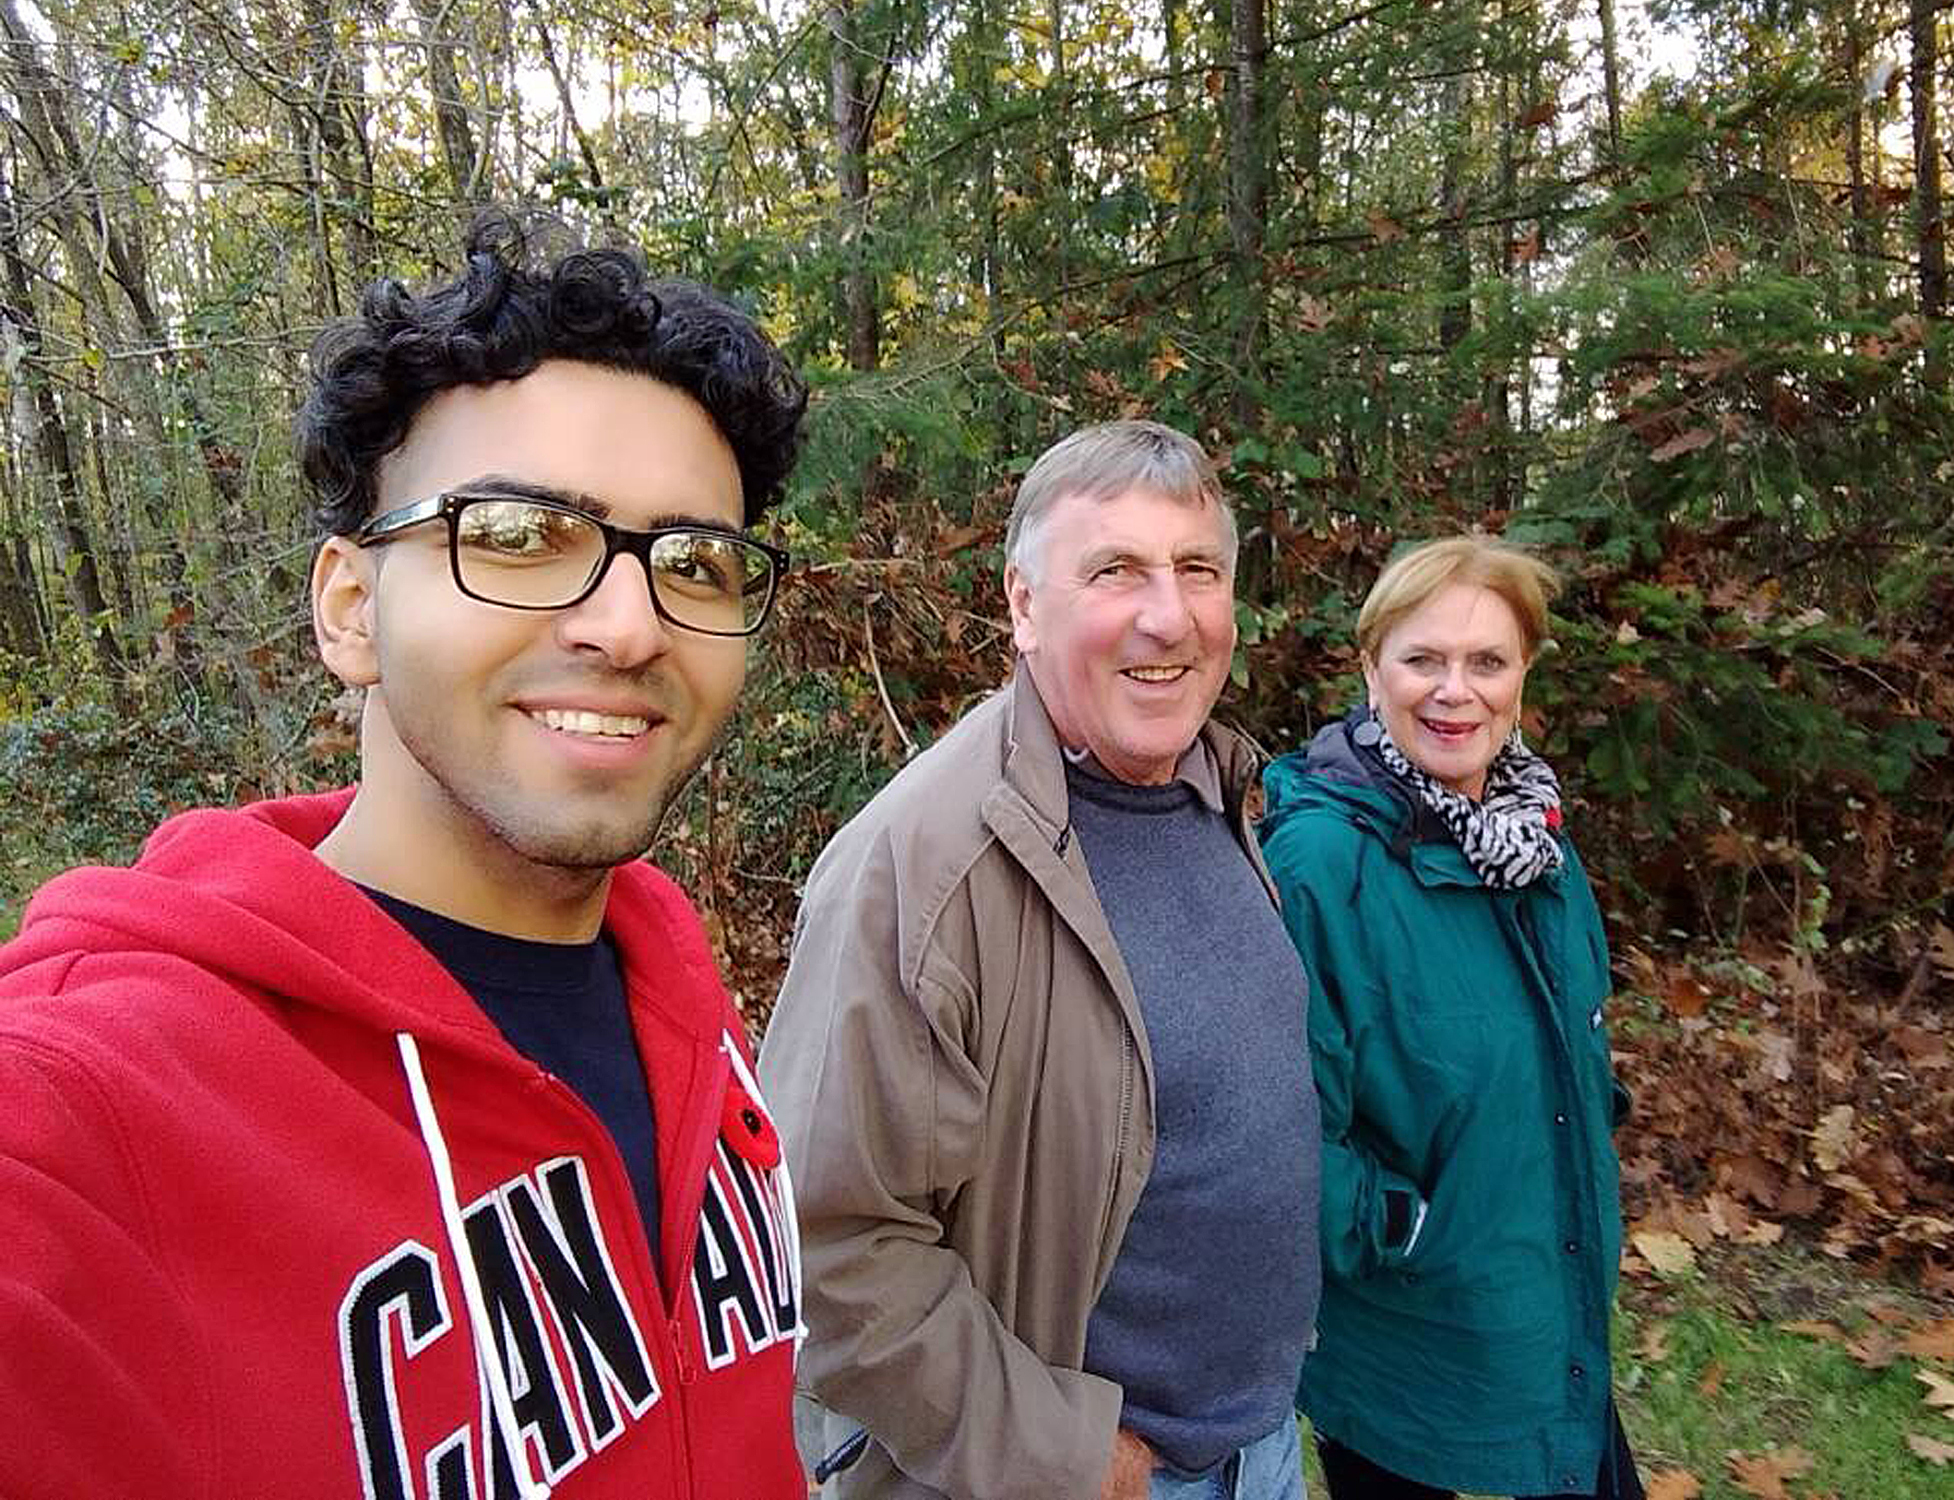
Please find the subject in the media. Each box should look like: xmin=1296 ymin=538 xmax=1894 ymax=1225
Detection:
xmin=0 ymin=0 xmax=1946 ymax=997
xmin=0 ymin=692 xmax=274 ymax=939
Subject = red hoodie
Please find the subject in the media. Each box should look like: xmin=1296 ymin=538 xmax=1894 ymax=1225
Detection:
xmin=0 ymin=789 xmax=805 ymax=1500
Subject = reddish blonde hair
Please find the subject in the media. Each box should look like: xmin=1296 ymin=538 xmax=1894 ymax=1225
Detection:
xmin=1356 ymin=536 xmax=1558 ymax=663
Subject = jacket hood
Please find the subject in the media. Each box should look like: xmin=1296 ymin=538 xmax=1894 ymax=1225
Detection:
xmin=1260 ymin=710 xmax=1465 ymax=877
xmin=0 ymin=789 xmax=722 ymax=1064
xmin=1264 ymin=712 xmax=1407 ymax=836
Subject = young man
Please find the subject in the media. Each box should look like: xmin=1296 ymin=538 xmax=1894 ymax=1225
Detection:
xmin=762 ymin=421 xmax=1323 ymax=1500
xmin=0 ymin=218 xmax=809 ymax=1500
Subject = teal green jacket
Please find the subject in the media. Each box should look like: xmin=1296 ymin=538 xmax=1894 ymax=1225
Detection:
xmin=1259 ymin=719 xmax=1624 ymax=1496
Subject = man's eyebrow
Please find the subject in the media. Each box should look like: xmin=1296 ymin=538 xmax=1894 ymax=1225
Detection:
xmin=454 ymin=474 xmax=612 ymax=518
xmin=1073 ymin=543 xmax=1141 ymax=574
xmin=1074 ymin=541 xmax=1229 ymax=571
xmin=450 ymin=475 xmax=746 ymax=538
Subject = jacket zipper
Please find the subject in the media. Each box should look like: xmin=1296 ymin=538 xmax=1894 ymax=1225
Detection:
xmin=528 ymin=1063 xmax=705 ymax=1497
xmin=1096 ymin=1026 xmax=1136 ymax=1275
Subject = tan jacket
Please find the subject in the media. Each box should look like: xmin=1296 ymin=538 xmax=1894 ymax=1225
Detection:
xmin=758 ymin=668 xmax=1274 ymax=1500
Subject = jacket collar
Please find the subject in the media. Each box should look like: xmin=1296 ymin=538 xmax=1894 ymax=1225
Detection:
xmin=997 ymin=661 xmax=1258 ymax=828
xmin=1283 ymin=713 xmax=1555 ymax=893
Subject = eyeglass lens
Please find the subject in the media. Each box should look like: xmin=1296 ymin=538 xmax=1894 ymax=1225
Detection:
xmin=453 ymin=499 xmax=771 ymax=632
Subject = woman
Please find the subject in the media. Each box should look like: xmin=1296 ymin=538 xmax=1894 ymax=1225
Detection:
xmin=1259 ymin=537 xmax=1641 ymax=1500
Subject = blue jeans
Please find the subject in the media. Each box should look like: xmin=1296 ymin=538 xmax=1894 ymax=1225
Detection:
xmin=1149 ymin=1418 xmax=1308 ymax=1500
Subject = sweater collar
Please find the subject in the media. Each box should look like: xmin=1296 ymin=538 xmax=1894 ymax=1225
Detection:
xmin=1060 ymin=740 xmax=1225 ymax=813
xmin=1000 ymin=662 xmax=1244 ymax=826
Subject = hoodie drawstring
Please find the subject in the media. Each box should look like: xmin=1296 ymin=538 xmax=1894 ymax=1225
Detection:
xmin=397 ymin=1033 xmax=553 ymax=1500
xmin=720 ymin=1030 xmax=808 ymax=1350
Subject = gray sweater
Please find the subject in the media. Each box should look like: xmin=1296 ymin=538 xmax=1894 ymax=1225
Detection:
xmin=1068 ymin=759 xmax=1322 ymax=1476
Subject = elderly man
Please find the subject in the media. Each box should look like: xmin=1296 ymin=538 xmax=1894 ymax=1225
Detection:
xmin=760 ymin=420 xmax=1321 ymax=1500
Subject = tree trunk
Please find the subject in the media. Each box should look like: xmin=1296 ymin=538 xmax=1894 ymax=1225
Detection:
xmin=1164 ymin=0 xmax=1186 ymax=116
xmin=1846 ymin=16 xmax=1873 ymax=308
xmin=1224 ymin=0 xmax=1268 ymax=421
xmin=1595 ymin=0 xmax=1623 ymax=170
xmin=1488 ymin=0 xmax=1519 ymax=511
xmin=0 ymin=426 xmax=48 ymax=658
xmin=828 ymin=0 xmax=880 ymax=371
xmin=534 ymin=15 xmax=612 ymax=226
xmin=1047 ymin=0 xmax=1075 ymax=323
xmin=0 ymin=179 xmax=124 ymax=679
xmin=298 ymin=0 xmax=376 ymax=312
xmin=1437 ymin=43 xmax=1473 ymax=351
xmin=1911 ymin=0 xmax=1945 ymax=377
xmin=410 ymin=0 xmax=487 ymax=206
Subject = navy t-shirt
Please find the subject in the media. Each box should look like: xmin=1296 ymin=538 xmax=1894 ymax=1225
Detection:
xmin=363 ymin=889 xmax=664 ymax=1281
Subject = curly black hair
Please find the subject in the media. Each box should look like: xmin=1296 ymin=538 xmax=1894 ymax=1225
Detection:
xmin=297 ymin=211 xmax=807 ymax=532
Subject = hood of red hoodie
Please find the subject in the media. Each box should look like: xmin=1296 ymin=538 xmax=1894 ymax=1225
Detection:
xmin=0 ymin=788 xmax=729 ymax=1063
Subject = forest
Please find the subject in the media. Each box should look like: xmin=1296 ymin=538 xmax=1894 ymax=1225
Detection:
xmin=1 ymin=0 xmax=1952 ymax=1489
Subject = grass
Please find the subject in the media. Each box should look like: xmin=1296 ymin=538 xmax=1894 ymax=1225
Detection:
xmin=1293 ymin=1241 xmax=1953 ymax=1498
xmin=1612 ymin=1242 xmax=1953 ymax=1498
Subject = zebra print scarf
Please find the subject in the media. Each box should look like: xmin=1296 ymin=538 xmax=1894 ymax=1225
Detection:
xmin=1367 ymin=713 xmax=1566 ymax=889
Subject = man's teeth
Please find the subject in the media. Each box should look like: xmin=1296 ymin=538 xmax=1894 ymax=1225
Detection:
xmin=533 ymin=708 xmax=649 ymax=737
xmin=1125 ymin=666 xmax=1185 ymax=682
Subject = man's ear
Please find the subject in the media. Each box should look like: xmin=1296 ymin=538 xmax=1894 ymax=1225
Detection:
xmin=1003 ymin=564 xmax=1037 ymax=655
xmin=312 ymin=536 xmax=380 ymax=687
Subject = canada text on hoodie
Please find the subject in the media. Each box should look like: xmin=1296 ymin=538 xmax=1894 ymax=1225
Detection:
xmin=0 ymin=789 xmax=804 ymax=1500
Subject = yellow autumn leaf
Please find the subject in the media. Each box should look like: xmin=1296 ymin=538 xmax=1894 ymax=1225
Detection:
xmin=1811 ymin=1104 xmax=1857 ymax=1172
xmin=1631 ymin=1228 xmax=1696 ymax=1278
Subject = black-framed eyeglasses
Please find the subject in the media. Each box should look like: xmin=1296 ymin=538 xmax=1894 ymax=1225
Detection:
xmin=353 ymin=491 xmax=789 ymax=637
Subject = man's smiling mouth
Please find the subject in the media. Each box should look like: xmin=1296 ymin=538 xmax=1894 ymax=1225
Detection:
xmin=1123 ymin=665 xmax=1190 ymax=683
xmin=528 ymin=707 xmax=651 ymax=738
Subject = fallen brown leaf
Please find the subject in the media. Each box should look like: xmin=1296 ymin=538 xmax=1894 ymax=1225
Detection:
xmin=1719 ymin=1152 xmax=1784 ymax=1207
xmin=1699 ymin=1358 xmax=1728 ymax=1397
xmin=1727 ymin=1446 xmax=1815 ymax=1499
xmin=1638 ymin=1321 xmax=1672 ymax=1362
xmin=1908 ymin=1433 xmax=1954 ymax=1466
xmin=1901 ymin=1319 xmax=1954 ymax=1362
xmin=1646 ymin=1471 xmax=1702 ymax=1500
xmin=1848 ymin=1330 xmax=1900 ymax=1369
xmin=1780 ymin=1320 xmax=1849 ymax=1346
xmin=1704 ymin=1191 xmax=1753 ymax=1239
xmin=1918 ymin=1367 xmax=1954 ymax=1411
xmin=1929 ymin=921 xmax=1954 ymax=980
xmin=1651 ymin=426 xmax=1715 ymax=463
xmin=1892 ymin=1025 xmax=1951 ymax=1069
xmin=1663 ymin=972 xmax=1713 ymax=1018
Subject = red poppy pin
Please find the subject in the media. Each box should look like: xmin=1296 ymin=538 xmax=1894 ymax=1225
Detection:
xmin=1545 ymin=806 xmax=1564 ymax=831
xmin=722 ymin=1077 xmax=781 ymax=1170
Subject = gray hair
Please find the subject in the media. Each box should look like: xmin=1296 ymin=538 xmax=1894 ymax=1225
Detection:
xmin=1004 ymin=420 xmax=1237 ymax=583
